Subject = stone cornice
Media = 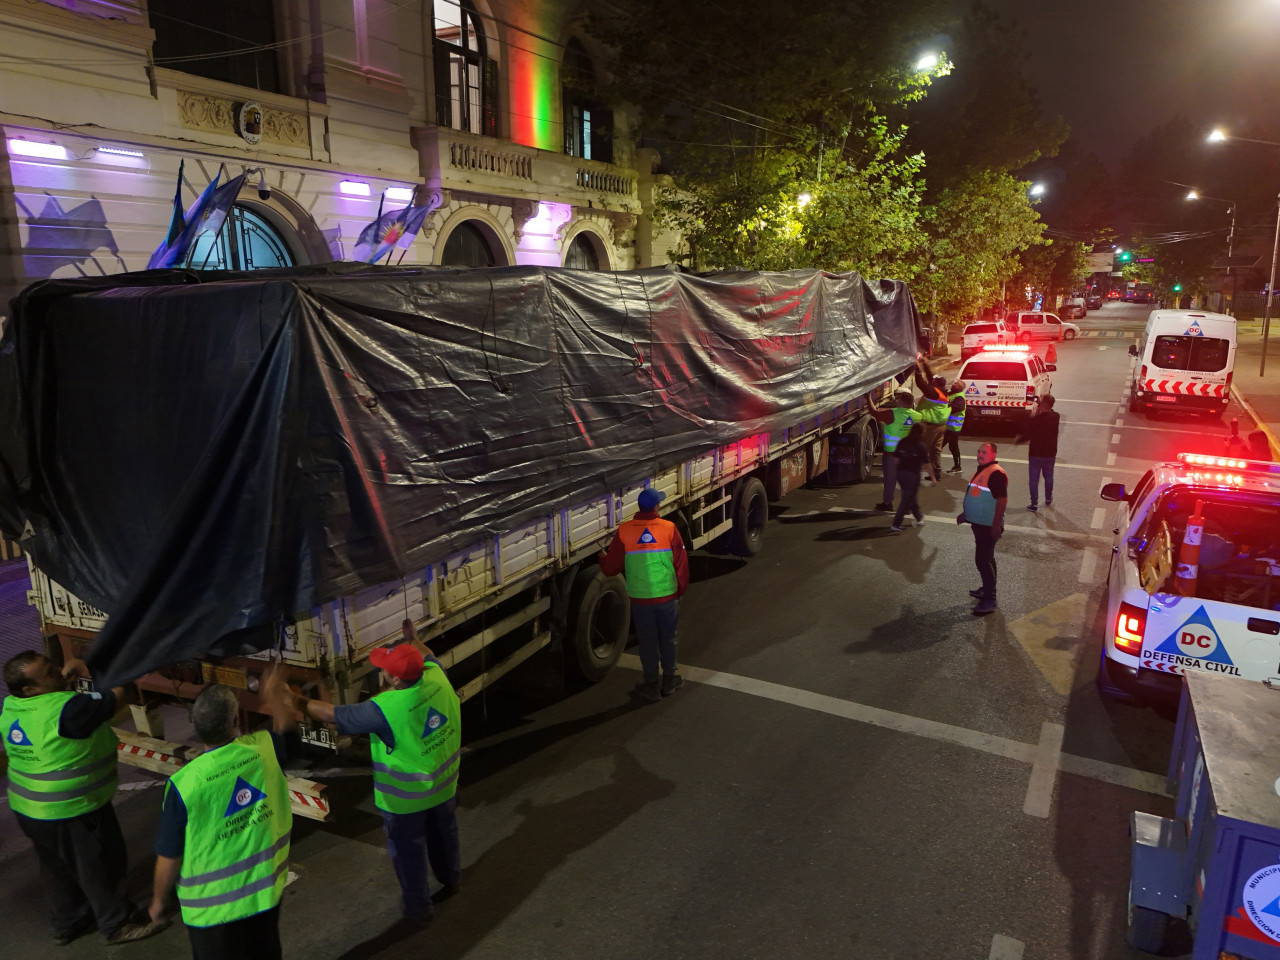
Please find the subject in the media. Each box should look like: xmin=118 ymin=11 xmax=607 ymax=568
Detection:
xmin=0 ymin=0 xmax=153 ymax=49
xmin=152 ymin=67 xmax=326 ymax=118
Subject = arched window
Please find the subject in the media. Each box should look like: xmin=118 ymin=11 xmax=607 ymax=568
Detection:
xmin=186 ymin=205 xmax=296 ymax=270
xmin=441 ymin=221 xmax=496 ymax=267
xmin=562 ymin=38 xmax=612 ymax=163
xmin=434 ymin=0 xmax=496 ymax=136
xmin=564 ymin=233 xmax=600 ymax=270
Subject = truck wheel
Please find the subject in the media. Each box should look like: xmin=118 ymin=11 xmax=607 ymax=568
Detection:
xmin=730 ymin=477 xmax=768 ymax=557
xmin=1018 ymin=332 xmax=1032 ymax=343
xmin=1127 ymin=393 xmax=1138 ymax=413
xmin=569 ymin=569 xmax=630 ymax=682
xmin=1096 ymin=646 xmax=1144 ymax=705
xmin=850 ymin=418 xmax=878 ymax=483
xmin=1127 ymin=902 xmax=1171 ymax=954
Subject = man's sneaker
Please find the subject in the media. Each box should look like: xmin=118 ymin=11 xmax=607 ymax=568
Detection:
xmin=53 ymin=914 xmax=96 ymax=946
xmin=921 ymin=477 xmax=934 ymax=486
xmin=968 ymin=588 xmax=987 ymax=599
xmin=661 ymin=673 xmax=684 ymax=697
xmin=873 ymin=501 xmax=893 ymax=512
xmin=632 ymin=679 xmax=661 ymax=703
xmin=1026 ymin=504 xmax=1038 ymax=512
xmin=889 ymin=523 xmax=904 ymax=532
xmin=1045 ymin=499 xmax=1053 ymax=506
xmin=913 ymin=513 xmax=924 ymax=523
xmin=104 ymin=920 xmax=168 ymax=945
xmin=972 ymin=598 xmax=998 ymax=616
xmin=946 ymin=465 xmax=964 ymax=475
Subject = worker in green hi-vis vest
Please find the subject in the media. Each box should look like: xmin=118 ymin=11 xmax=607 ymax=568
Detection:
xmin=1 ymin=650 xmax=168 ymax=946
xmin=263 ymin=619 xmax=462 ymax=926
xmin=149 ymin=682 xmax=292 ymax=960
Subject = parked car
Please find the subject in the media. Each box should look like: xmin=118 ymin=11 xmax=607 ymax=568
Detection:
xmin=1008 ymin=311 xmax=1080 ymax=342
xmin=1085 ymin=294 xmax=1103 ymax=310
xmin=1062 ymin=297 xmax=1087 ymax=319
xmin=961 ymin=319 xmax=1010 ymax=359
xmin=1107 ymin=290 xmax=1121 ymax=300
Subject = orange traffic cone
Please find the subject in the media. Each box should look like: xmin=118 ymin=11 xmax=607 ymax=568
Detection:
xmin=1045 ymin=340 xmax=1058 ymax=364
xmin=1175 ymin=500 xmax=1204 ymax=596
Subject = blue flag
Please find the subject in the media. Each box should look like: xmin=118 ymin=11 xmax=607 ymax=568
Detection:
xmin=355 ymin=203 xmax=433 ymax=263
xmin=148 ymin=168 xmax=221 ymax=269
xmin=149 ymin=159 xmax=185 ymax=268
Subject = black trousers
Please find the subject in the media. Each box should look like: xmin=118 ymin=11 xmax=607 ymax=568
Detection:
xmin=186 ymin=905 xmax=282 ymax=960
xmin=944 ymin=430 xmax=962 ymax=468
xmin=15 ymin=803 xmax=133 ymax=937
xmin=972 ymin=523 xmax=998 ymax=600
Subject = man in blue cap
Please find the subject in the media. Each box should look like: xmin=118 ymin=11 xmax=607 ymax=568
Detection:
xmin=600 ymin=488 xmax=689 ymax=702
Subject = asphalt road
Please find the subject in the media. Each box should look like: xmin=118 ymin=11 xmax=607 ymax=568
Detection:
xmin=1 ymin=301 xmax=1229 ymax=959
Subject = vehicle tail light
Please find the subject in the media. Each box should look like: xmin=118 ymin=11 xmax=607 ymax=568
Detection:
xmin=1139 ymin=364 xmax=1147 ymax=384
xmin=1026 ymin=386 xmax=1036 ymax=401
xmin=1114 ymin=601 xmax=1147 ymax=654
xmin=1226 ymin=371 xmax=1233 ymax=389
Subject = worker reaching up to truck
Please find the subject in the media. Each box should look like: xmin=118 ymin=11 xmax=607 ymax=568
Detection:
xmin=868 ymin=389 xmax=917 ymax=513
xmin=263 ymin=622 xmax=462 ymax=925
xmin=913 ymin=358 xmax=949 ymax=483
xmin=600 ymin=488 xmax=689 ymax=703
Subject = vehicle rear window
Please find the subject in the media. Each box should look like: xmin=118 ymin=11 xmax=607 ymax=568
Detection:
xmin=961 ymin=361 xmax=1027 ymax=382
xmin=965 ymin=324 xmax=995 ymax=335
xmin=1151 ymin=336 xmax=1230 ymax=372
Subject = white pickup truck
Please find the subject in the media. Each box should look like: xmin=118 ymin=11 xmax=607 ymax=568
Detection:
xmin=1098 ymin=453 xmax=1280 ymax=702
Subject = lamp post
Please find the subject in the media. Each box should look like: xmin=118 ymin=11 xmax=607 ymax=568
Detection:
xmin=1185 ymin=189 xmax=1237 ymax=313
xmin=1263 ymin=192 xmax=1280 ymax=376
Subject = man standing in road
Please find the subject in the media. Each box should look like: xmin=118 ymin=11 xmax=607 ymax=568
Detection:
xmin=150 ymin=682 xmax=291 ymax=959
xmin=912 ymin=359 xmax=949 ymax=483
xmin=957 ymin=443 xmax=1008 ymax=615
xmin=1015 ymin=394 xmax=1060 ymax=511
xmin=264 ymin=622 xmax=462 ymax=925
xmin=868 ymin=389 xmax=917 ymax=512
xmin=600 ymin=487 xmax=689 ymax=702
xmin=1 ymin=651 xmax=165 ymax=946
xmin=944 ymin=380 xmax=967 ymax=475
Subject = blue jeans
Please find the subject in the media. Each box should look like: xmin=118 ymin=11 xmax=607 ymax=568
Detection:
xmin=1028 ymin=456 xmax=1055 ymax=506
xmin=381 ymin=798 xmax=462 ymax=918
xmin=632 ymin=599 xmax=679 ymax=679
xmin=893 ymin=470 xmax=923 ymax=526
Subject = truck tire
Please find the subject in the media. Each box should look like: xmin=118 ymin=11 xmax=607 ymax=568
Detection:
xmin=730 ymin=476 xmax=768 ymax=557
xmin=1127 ymin=902 xmax=1171 ymax=954
xmin=1096 ymin=646 xmax=1144 ymax=705
xmin=850 ymin=417 xmax=878 ymax=483
xmin=568 ymin=569 xmax=630 ymax=682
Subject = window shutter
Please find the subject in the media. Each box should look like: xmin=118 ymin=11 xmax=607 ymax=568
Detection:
xmin=482 ymin=58 xmax=499 ymax=137
xmin=591 ymin=106 xmax=614 ymax=164
xmin=433 ymin=39 xmax=452 ymax=128
xmin=563 ymin=96 xmax=575 ymax=155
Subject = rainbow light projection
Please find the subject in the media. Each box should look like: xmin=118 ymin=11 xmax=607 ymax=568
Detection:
xmin=506 ymin=18 xmax=558 ymax=152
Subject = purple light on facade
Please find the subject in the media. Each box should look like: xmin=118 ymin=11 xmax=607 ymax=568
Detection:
xmin=8 ymin=138 xmax=67 ymax=160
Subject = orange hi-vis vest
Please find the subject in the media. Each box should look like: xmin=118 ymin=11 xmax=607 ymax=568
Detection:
xmin=617 ymin=516 xmax=679 ymax=600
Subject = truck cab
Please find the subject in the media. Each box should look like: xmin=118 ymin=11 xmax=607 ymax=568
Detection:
xmin=1098 ymin=453 xmax=1280 ymax=702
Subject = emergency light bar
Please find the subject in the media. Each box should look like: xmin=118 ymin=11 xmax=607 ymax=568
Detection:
xmin=980 ymin=343 xmax=1030 ymax=352
xmin=1179 ymin=452 xmax=1280 ymax=474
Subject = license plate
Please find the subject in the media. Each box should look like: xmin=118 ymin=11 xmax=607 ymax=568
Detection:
xmin=977 ymin=408 xmax=1000 ymax=415
xmin=300 ymin=721 xmax=337 ymax=750
xmin=1154 ymin=395 xmax=1177 ymax=403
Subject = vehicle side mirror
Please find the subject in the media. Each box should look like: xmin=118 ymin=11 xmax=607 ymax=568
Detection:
xmin=1100 ymin=482 xmax=1127 ymax=502
xmin=1128 ymin=344 xmax=1138 ymax=357
xmin=1045 ymin=363 xmax=1057 ymax=372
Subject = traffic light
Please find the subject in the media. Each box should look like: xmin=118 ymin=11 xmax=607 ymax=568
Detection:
xmin=1172 ymin=284 xmax=1182 ymax=292
xmin=1117 ymin=251 xmax=1132 ymax=262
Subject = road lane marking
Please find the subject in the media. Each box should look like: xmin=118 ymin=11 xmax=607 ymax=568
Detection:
xmin=1096 ymin=345 xmax=1108 ymax=350
xmin=1024 ymin=722 xmax=1066 ymax=817
xmin=1055 ymin=398 xmax=1123 ymax=404
xmin=1107 ymin=452 xmax=1116 ymax=466
xmin=1079 ymin=548 xmax=1097 ymax=583
xmin=617 ymin=657 xmax=1172 ymax=802
xmin=1111 ymin=433 xmax=1121 ymax=444
xmin=1113 ymin=418 xmax=1123 ymax=427
xmin=997 ymin=457 xmax=1132 ymax=474
xmin=1007 ymin=594 xmax=1088 ymax=695
xmin=1062 ymin=420 xmax=1228 ymax=436
xmin=1091 ymin=507 xmax=1106 ymax=529
xmin=990 ymin=935 xmax=1025 ymax=960
xmin=920 ymin=514 xmax=1110 ymax=544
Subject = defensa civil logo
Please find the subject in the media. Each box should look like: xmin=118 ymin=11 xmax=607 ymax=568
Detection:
xmin=224 ymin=776 xmax=267 ymax=817
xmin=422 ymin=708 xmax=448 ymax=738
xmin=7 ymin=719 xmax=31 ymax=746
xmin=1154 ymin=605 xmax=1234 ymax=665
xmin=1243 ymin=863 xmax=1280 ymax=943
xmin=638 ymin=528 xmax=657 ymax=545
xmin=1185 ymin=320 xmax=1205 ymax=337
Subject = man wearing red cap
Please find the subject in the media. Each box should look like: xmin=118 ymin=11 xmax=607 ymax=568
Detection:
xmin=263 ymin=620 xmax=461 ymax=924
xmin=599 ymin=487 xmax=689 ymax=703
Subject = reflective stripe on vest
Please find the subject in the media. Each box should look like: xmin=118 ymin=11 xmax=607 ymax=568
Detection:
xmin=918 ymin=392 xmax=950 ymax=424
xmin=882 ymin=408 xmax=916 ymax=453
xmin=169 ymin=730 xmax=291 ymax=927
xmin=370 ymin=664 xmax=462 ymax=814
xmin=1 ymin=690 xmax=117 ymax=820
xmin=947 ymin=392 xmax=966 ymax=431
xmin=965 ymin=463 xmax=1008 ymax=526
xmin=618 ymin=516 xmax=678 ymax=599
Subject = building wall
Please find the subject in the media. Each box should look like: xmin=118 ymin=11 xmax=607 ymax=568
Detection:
xmin=0 ymin=0 xmax=673 ymax=324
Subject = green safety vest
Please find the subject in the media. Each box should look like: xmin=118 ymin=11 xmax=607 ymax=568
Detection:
xmin=1 ymin=690 xmax=117 ymax=820
xmin=882 ymin=407 xmax=916 ymax=453
xmin=947 ymin=392 xmax=966 ymax=432
xmin=370 ymin=665 xmax=462 ymax=815
xmin=618 ymin=515 xmax=679 ymax=599
xmin=917 ymin=391 xmax=950 ymax=425
xmin=168 ymin=729 xmax=291 ymax=928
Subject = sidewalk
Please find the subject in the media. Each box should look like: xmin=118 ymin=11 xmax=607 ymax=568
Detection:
xmin=1225 ymin=320 xmax=1280 ymax=455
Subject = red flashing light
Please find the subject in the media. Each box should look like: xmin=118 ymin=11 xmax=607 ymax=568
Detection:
xmin=1114 ymin=601 xmax=1146 ymax=655
xmin=1181 ymin=453 xmax=1247 ymax=469
xmin=980 ymin=343 xmax=1030 ymax=353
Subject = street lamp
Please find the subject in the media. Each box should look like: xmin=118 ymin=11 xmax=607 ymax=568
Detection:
xmin=915 ymin=52 xmax=939 ymax=70
xmin=1029 ymin=182 xmax=1046 ymax=198
xmin=1185 ymin=189 xmax=1238 ymax=314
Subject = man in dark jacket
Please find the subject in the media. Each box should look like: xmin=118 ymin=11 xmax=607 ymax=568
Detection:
xmin=600 ymin=488 xmax=690 ymax=702
xmin=1015 ymin=394 xmax=1061 ymax=511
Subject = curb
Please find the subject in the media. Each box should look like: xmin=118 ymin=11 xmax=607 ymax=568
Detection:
xmin=1229 ymin=383 xmax=1280 ymax=459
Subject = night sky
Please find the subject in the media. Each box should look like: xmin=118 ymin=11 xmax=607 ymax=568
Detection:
xmin=982 ymin=0 xmax=1280 ymax=169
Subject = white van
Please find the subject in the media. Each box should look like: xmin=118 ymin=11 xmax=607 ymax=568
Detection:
xmin=1127 ymin=310 xmax=1236 ymax=417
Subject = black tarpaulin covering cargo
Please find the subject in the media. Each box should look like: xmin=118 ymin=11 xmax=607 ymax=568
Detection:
xmin=0 ymin=264 xmax=923 ymax=686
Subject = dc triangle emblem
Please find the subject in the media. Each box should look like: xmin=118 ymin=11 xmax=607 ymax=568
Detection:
xmin=1264 ymin=894 xmax=1280 ymax=919
xmin=224 ymin=776 xmax=267 ymax=817
xmin=637 ymin=527 xmax=658 ymax=545
xmin=7 ymin=719 xmax=31 ymax=746
xmin=1154 ymin=604 xmax=1233 ymax=664
xmin=423 ymin=707 xmax=448 ymax=737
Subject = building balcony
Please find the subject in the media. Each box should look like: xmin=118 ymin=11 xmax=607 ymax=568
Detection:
xmin=417 ymin=126 xmax=642 ymax=215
